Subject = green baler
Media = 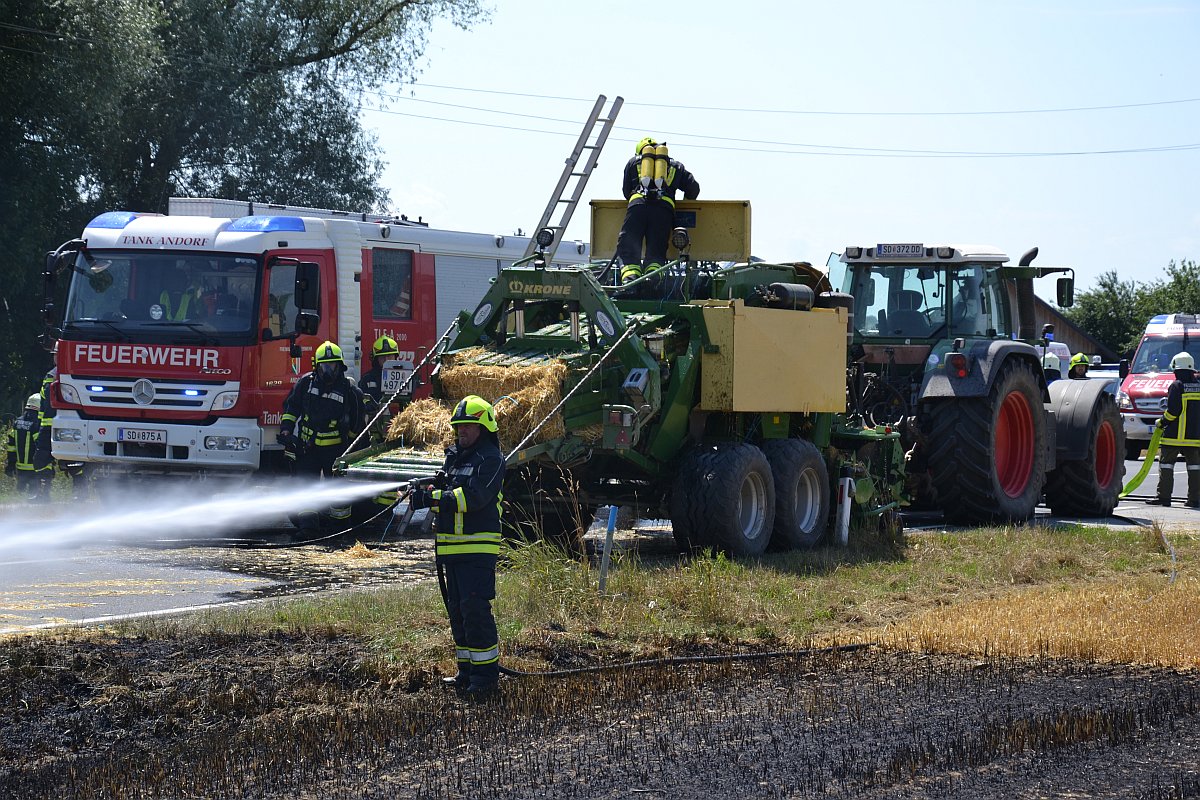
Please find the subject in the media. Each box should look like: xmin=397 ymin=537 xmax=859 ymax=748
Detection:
xmin=339 ymin=202 xmax=906 ymax=554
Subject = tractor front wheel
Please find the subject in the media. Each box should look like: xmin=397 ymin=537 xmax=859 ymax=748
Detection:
xmin=1046 ymin=393 xmax=1124 ymax=516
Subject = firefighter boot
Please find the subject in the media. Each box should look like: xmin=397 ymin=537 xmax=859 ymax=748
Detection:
xmin=1186 ymin=470 xmax=1200 ymax=509
xmin=441 ymin=668 xmax=470 ymax=691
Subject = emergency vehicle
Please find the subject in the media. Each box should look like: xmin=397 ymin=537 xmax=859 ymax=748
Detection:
xmin=42 ymin=197 xmax=591 ymax=477
xmin=1117 ymin=313 xmax=1200 ymax=460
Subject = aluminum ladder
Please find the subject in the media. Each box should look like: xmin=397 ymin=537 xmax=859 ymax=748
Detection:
xmin=522 ymin=94 xmax=623 ymax=263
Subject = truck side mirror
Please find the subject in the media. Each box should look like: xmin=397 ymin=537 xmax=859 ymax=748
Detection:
xmin=1119 ymin=358 xmax=1129 ymax=380
xmin=294 ymin=310 xmax=319 ymax=336
xmin=1056 ymin=276 xmax=1074 ymax=307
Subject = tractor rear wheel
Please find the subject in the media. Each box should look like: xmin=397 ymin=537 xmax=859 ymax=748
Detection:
xmin=1046 ymin=393 xmax=1123 ymax=516
xmin=669 ymin=444 xmax=775 ymax=556
xmin=924 ymin=358 xmax=1047 ymax=524
xmin=761 ymin=438 xmax=829 ymax=549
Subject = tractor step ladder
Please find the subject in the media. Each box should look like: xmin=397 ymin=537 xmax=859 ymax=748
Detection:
xmin=522 ymin=94 xmax=623 ymax=263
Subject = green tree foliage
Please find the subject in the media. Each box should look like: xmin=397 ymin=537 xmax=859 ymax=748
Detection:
xmin=0 ymin=0 xmax=488 ymax=411
xmin=1064 ymin=261 xmax=1200 ymax=357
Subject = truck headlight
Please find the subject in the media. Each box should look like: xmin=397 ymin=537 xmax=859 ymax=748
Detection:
xmin=1116 ymin=390 xmax=1132 ymax=411
xmin=53 ymin=427 xmax=83 ymax=442
xmin=204 ymin=436 xmax=251 ymax=451
xmin=212 ymin=391 xmax=239 ymax=410
xmin=59 ymin=383 xmax=80 ymax=404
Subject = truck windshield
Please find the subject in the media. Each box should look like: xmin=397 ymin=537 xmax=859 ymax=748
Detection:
xmin=1129 ymin=338 xmax=1200 ymax=374
xmin=63 ymin=251 xmax=261 ymax=343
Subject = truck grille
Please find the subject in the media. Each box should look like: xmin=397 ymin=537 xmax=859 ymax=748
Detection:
xmin=67 ymin=375 xmax=234 ymax=410
xmin=1133 ymin=397 xmax=1168 ymax=413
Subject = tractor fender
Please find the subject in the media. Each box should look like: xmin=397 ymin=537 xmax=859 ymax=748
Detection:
xmin=919 ymin=340 xmax=1045 ymax=401
xmin=1047 ymin=379 xmax=1114 ymax=461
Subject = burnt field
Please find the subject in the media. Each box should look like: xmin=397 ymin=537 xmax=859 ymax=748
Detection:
xmin=2 ymin=632 xmax=1199 ymax=799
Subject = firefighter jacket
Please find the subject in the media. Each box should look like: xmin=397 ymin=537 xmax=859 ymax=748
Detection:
xmin=280 ymin=372 xmax=365 ymax=449
xmin=1160 ymin=372 xmax=1200 ymax=447
xmin=7 ymin=410 xmax=50 ymax=473
xmin=622 ymin=155 xmax=700 ymax=208
xmin=34 ymin=369 xmax=55 ymax=465
xmin=358 ymin=368 xmax=384 ymax=406
xmin=429 ymin=436 xmax=505 ymax=557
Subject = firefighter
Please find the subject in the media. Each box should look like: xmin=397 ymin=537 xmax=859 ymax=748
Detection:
xmin=1146 ymin=352 xmax=1200 ymax=508
xmin=158 ymin=267 xmax=200 ymax=321
xmin=1068 ymin=353 xmax=1091 ymax=380
xmin=359 ymin=335 xmax=401 ymax=440
xmin=278 ymin=341 xmax=365 ymax=533
xmin=410 ymin=395 xmax=505 ymax=699
xmin=36 ymin=367 xmax=88 ymax=499
xmin=1041 ymin=353 xmax=1062 ymax=384
xmin=6 ymin=394 xmax=53 ymax=502
xmin=615 ymin=137 xmax=700 ymax=295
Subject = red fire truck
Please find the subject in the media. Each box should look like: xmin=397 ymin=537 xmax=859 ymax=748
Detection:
xmin=1117 ymin=313 xmax=1200 ymax=460
xmin=42 ymin=197 xmax=590 ymax=477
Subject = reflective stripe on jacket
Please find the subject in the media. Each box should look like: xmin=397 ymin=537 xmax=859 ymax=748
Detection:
xmin=8 ymin=411 xmax=48 ymax=472
xmin=1161 ymin=377 xmax=1200 ymax=447
xmin=280 ymin=372 xmax=364 ymax=448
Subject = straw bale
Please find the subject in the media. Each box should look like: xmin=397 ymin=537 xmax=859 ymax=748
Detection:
xmin=386 ymin=352 xmax=573 ymax=451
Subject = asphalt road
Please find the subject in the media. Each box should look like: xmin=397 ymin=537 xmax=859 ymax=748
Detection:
xmin=1 ymin=456 xmax=1196 ymax=635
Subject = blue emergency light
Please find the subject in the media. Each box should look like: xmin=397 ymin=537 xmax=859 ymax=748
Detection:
xmin=228 ymin=216 xmax=306 ymax=233
xmin=87 ymin=211 xmax=143 ymax=229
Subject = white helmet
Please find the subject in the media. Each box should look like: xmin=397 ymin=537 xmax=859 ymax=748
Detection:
xmin=25 ymin=393 xmax=40 ymax=410
xmin=1171 ymin=352 xmax=1195 ymax=371
xmin=1041 ymin=353 xmax=1061 ymax=372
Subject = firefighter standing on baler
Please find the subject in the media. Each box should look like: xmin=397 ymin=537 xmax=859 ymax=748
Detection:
xmin=410 ymin=395 xmax=505 ymax=699
xmin=277 ymin=341 xmax=365 ymax=535
xmin=6 ymin=394 xmax=53 ymax=502
xmin=616 ymin=136 xmax=700 ymax=296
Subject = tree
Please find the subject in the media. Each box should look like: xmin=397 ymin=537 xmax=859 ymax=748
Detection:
xmin=1064 ymin=261 xmax=1200 ymax=358
xmin=0 ymin=0 xmax=488 ymax=411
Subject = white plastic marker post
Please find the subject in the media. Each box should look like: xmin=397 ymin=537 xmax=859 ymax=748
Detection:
xmin=835 ymin=466 xmax=854 ymax=547
xmin=598 ymin=505 xmax=619 ymax=593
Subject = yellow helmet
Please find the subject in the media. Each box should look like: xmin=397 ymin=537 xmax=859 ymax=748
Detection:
xmin=450 ymin=395 xmax=498 ymax=433
xmin=313 ymin=340 xmax=344 ymax=365
xmin=372 ymin=335 xmax=399 ymax=359
xmin=25 ymin=393 xmax=40 ymax=410
xmin=636 ymin=136 xmax=655 ymax=155
xmin=1171 ymin=352 xmax=1195 ymax=371
xmin=1069 ymin=353 xmax=1090 ymax=370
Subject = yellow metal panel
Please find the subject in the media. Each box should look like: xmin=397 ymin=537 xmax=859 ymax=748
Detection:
xmin=590 ymin=200 xmax=751 ymax=263
xmin=698 ymin=301 xmax=847 ymax=413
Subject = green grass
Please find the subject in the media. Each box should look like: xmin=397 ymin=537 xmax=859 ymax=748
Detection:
xmin=124 ymin=520 xmax=1200 ymax=675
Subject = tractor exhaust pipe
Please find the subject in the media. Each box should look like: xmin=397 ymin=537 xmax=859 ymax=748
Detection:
xmin=1015 ymin=246 xmax=1039 ymax=341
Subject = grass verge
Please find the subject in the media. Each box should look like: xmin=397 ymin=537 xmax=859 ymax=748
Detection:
xmin=120 ymin=520 xmax=1200 ymax=678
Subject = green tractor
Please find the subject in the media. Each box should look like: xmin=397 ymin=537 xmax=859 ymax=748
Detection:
xmin=830 ymin=243 xmax=1123 ymax=524
xmin=339 ymin=202 xmax=906 ymax=554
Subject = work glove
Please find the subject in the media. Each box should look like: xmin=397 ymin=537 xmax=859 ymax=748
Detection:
xmin=410 ymin=486 xmax=434 ymax=510
xmin=276 ymin=430 xmax=300 ymax=450
xmin=431 ymin=470 xmax=449 ymax=490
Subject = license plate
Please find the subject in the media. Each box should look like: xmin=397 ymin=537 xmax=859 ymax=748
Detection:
xmin=118 ymin=428 xmax=166 ymax=444
xmin=876 ymin=243 xmax=925 ymax=258
xmin=382 ymin=365 xmax=413 ymax=393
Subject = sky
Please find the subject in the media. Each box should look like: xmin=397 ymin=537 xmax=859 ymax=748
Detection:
xmin=359 ymin=0 xmax=1200 ymax=295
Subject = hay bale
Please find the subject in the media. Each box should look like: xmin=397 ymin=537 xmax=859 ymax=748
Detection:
xmin=386 ymin=352 xmax=571 ymax=451
xmin=386 ymin=397 xmax=453 ymax=448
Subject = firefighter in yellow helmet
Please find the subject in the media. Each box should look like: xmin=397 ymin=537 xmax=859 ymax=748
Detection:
xmin=278 ymin=341 xmax=365 ymax=535
xmin=5 ymin=393 xmax=53 ymax=502
xmin=615 ymin=136 xmax=700 ymax=297
xmin=1147 ymin=352 xmax=1200 ymax=507
xmin=1068 ymin=352 xmax=1091 ymax=380
xmin=359 ymin=335 xmax=402 ymax=441
xmin=410 ymin=395 xmax=505 ymax=698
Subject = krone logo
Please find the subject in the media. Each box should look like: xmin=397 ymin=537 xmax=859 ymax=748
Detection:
xmin=507 ymin=280 xmax=572 ymax=297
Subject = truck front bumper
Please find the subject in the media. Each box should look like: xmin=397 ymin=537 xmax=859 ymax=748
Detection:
xmin=50 ymin=412 xmax=263 ymax=473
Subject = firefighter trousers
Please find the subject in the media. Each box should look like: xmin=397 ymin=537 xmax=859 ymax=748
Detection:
xmin=615 ymin=201 xmax=675 ymax=271
xmin=437 ymin=554 xmax=500 ymax=687
xmin=288 ymin=444 xmax=350 ymax=530
xmin=1157 ymin=444 xmax=1200 ymax=506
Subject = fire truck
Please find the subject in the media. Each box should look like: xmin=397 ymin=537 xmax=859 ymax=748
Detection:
xmin=1117 ymin=313 xmax=1200 ymax=460
xmin=41 ymin=197 xmax=591 ymax=478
